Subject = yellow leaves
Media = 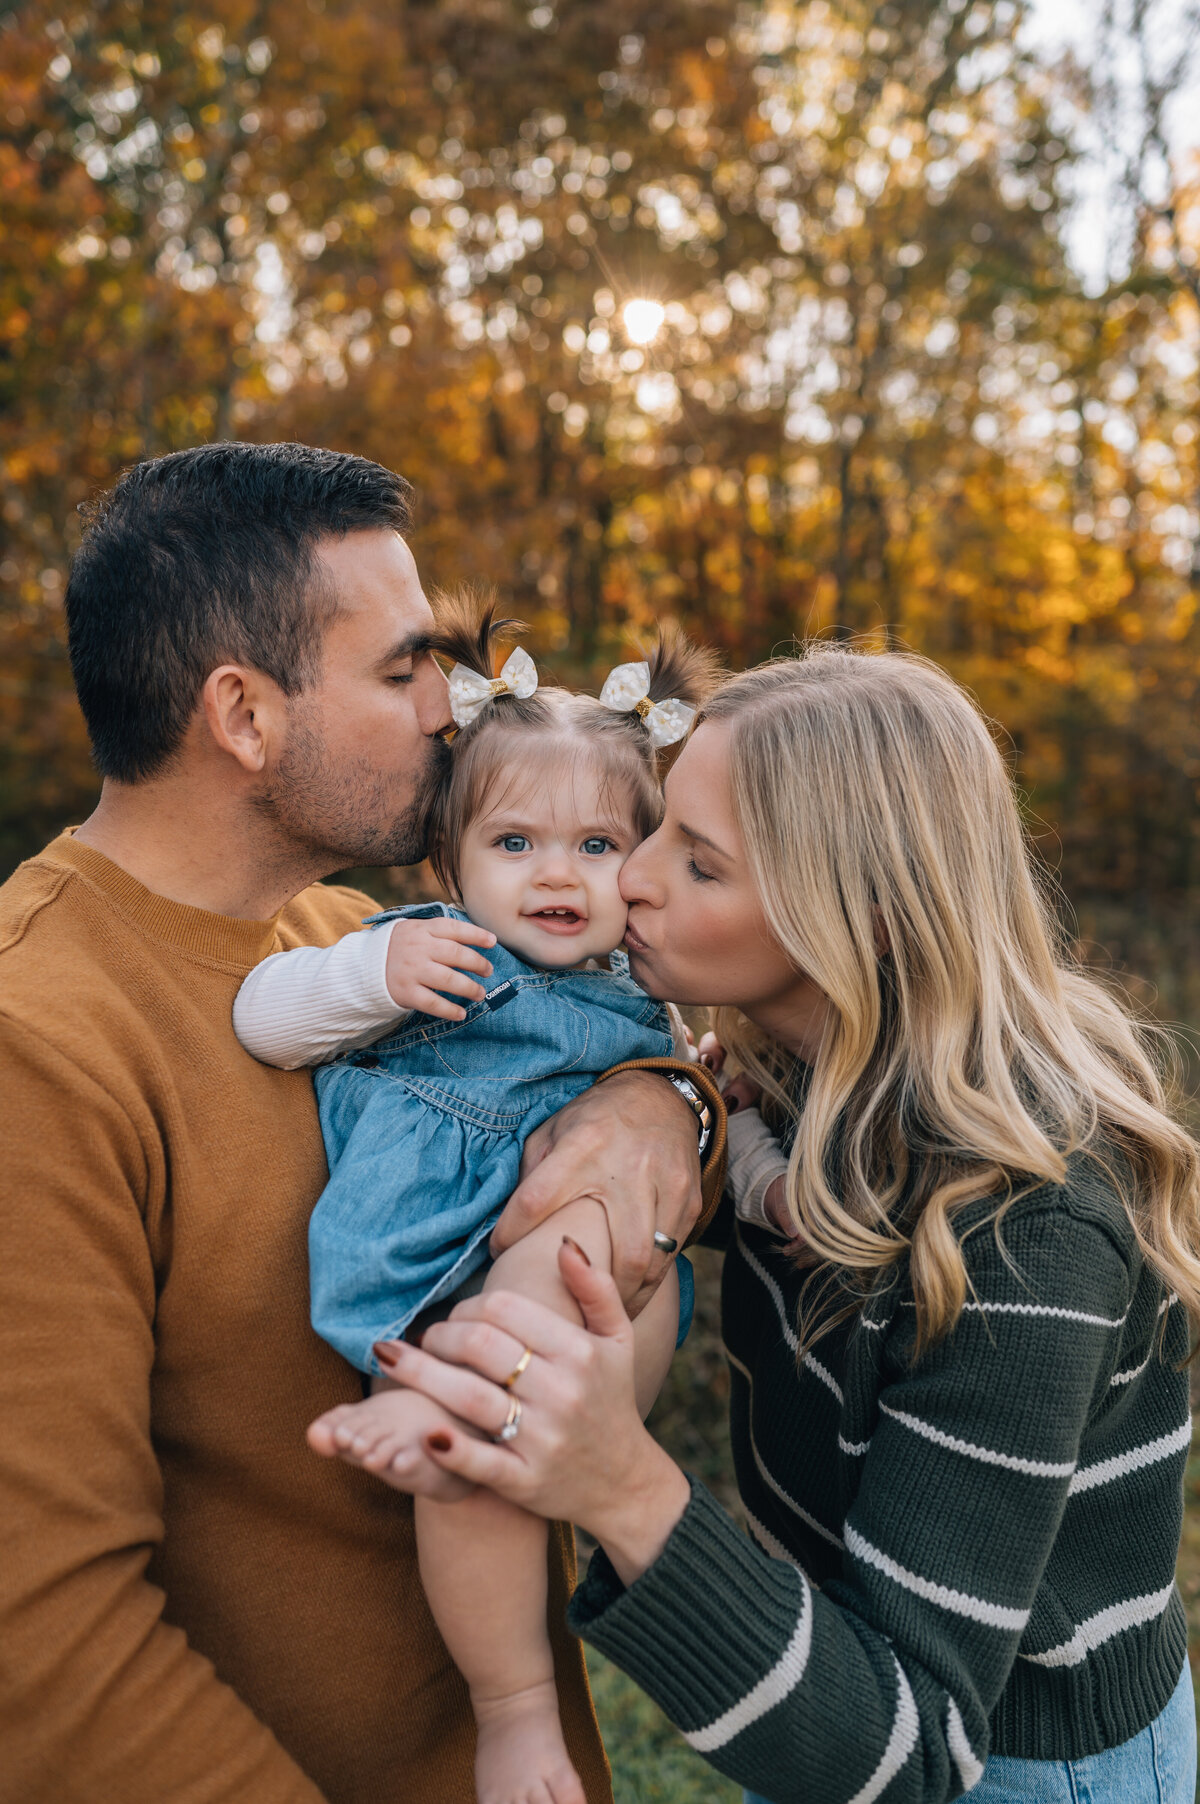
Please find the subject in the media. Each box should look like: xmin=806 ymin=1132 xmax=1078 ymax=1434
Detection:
xmin=1024 ymin=645 xmax=1076 ymax=686
xmin=1166 ymin=592 xmax=1197 ymax=641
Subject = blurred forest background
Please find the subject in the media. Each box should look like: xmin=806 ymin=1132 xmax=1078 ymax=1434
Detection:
xmin=3 ymin=3 xmax=1200 ymax=1792
xmin=3 ymin=0 xmax=1200 ymax=1036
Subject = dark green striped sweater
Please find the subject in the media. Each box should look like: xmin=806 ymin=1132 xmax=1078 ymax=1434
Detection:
xmin=570 ymin=1161 xmax=1191 ymax=1802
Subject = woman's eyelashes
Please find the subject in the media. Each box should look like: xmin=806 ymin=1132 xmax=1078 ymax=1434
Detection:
xmin=687 ymin=854 xmax=716 ymax=884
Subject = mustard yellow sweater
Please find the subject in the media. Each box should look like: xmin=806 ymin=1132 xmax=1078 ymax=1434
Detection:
xmin=0 ymin=832 xmax=618 ymax=1804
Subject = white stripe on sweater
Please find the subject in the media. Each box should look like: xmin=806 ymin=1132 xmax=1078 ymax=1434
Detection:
xmin=1067 ymin=1418 xmax=1191 ymax=1495
xmin=1110 ymin=1352 xmax=1152 ymax=1387
xmin=878 ymin=1402 xmax=1076 ymax=1479
xmin=845 ymin=1524 xmax=1030 ymax=1631
xmin=838 ymin=1434 xmax=872 ymax=1457
xmin=959 ymin=1299 xmax=1128 ymax=1328
xmin=1020 ymin=1582 xmax=1177 ymax=1667
xmin=735 ymin=1227 xmax=844 ymax=1401
xmin=1159 ymin=1292 xmax=1180 ymax=1317
xmin=683 ymin=1579 xmax=813 ymax=1752
xmin=726 ymin=1347 xmax=845 ymax=1549
xmin=846 ymin=1657 xmax=920 ymax=1804
xmin=946 ymin=1698 xmax=984 ymax=1791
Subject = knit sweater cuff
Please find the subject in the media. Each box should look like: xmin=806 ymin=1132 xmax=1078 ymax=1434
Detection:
xmin=724 ymin=1105 xmax=790 ymax=1236
xmin=569 ymin=1479 xmax=806 ymax=1735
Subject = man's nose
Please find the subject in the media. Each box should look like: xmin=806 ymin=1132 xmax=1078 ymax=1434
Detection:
xmin=416 ymin=655 xmax=453 ymax=737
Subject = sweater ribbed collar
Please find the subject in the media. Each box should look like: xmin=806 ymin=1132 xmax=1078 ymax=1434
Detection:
xmin=43 ymin=830 xmax=284 ymax=970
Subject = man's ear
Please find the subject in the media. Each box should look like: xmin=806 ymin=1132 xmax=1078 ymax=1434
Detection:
xmin=199 ymin=665 xmax=285 ymax=774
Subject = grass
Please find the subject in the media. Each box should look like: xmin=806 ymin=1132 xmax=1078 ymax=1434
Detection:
xmin=587 ymin=1649 xmax=741 ymax=1802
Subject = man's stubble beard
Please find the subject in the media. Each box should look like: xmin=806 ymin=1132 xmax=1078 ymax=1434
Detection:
xmin=255 ymin=713 xmax=452 ymax=871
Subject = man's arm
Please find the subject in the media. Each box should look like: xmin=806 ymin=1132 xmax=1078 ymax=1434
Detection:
xmin=490 ymin=1061 xmax=727 ymax=1318
xmin=0 ymin=1016 xmax=325 ymax=1804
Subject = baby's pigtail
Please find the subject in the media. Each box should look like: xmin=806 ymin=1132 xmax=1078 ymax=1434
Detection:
xmin=427 ymin=586 xmax=528 ymax=683
xmin=643 ymin=624 xmax=725 ymax=714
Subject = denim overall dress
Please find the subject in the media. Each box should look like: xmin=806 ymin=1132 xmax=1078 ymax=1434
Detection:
xmin=309 ymin=904 xmax=692 ymax=1374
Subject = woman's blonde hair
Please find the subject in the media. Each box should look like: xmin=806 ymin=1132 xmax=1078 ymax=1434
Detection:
xmin=703 ymin=646 xmax=1200 ymax=1354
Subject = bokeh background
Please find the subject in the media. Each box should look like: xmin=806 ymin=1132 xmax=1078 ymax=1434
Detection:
xmin=3 ymin=2 xmax=1199 ymax=1795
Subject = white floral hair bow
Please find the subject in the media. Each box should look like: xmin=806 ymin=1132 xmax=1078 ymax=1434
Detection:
xmin=447 ymin=646 xmax=539 ymax=729
xmin=598 ymin=660 xmax=695 ymax=749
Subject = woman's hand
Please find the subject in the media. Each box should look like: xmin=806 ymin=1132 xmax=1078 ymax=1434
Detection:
xmin=489 ymin=1071 xmax=704 ymax=1319
xmin=374 ymin=1241 xmax=692 ymax=1587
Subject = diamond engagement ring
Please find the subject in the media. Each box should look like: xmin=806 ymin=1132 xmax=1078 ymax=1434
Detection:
xmin=502 ymin=1345 xmax=534 ymax=1390
xmin=653 ymin=1230 xmax=679 ymax=1254
xmin=495 ymin=1396 xmax=522 ymax=1443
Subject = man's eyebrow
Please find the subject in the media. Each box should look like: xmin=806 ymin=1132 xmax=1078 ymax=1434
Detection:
xmin=678 ymin=821 xmax=732 ymax=860
xmin=377 ymin=631 xmax=435 ymax=667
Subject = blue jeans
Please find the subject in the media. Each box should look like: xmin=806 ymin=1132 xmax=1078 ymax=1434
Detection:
xmin=744 ymin=1659 xmax=1196 ymax=1804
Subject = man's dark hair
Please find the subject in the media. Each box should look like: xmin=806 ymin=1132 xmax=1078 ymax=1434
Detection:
xmin=66 ymin=441 xmax=413 ymax=782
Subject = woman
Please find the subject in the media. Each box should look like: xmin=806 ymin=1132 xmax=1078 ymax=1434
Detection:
xmin=373 ymin=646 xmax=1200 ymax=1803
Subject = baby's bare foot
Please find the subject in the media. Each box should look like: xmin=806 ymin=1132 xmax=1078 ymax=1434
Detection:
xmin=472 ymin=1679 xmax=585 ymax=1804
xmin=307 ymin=1389 xmax=472 ymax=1499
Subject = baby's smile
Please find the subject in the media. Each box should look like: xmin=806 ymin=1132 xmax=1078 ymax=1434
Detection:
xmin=524 ymin=906 xmax=589 ymax=936
xmin=454 ymin=776 xmax=636 ymax=968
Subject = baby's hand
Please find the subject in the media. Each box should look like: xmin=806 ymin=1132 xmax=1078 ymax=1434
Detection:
xmin=385 ymin=916 xmax=497 ymax=1021
xmin=698 ymin=1034 xmax=762 ymax=1113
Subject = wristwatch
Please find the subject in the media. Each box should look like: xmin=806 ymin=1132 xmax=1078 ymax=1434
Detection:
xmin=665 ymin=1072 xmax=714 ymax=1159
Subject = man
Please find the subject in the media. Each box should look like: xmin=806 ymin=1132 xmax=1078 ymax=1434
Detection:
xmin=0 ymin=443 xmax=723 ymax=1803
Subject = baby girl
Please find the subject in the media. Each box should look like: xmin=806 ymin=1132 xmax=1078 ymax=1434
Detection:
xmin=233 ymin=600 xmax=718 ymax=1804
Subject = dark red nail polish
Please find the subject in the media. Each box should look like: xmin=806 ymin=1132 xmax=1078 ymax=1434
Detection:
xmin=562 ymin=1235 xmax=592 ymax=1266
xmin=372 ymin=1340 xmax=402 ymax=1366
xmin=427 ymin=1432 xmax=452 ymax=1453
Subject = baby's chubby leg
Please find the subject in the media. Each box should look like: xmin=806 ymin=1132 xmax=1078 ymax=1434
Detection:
xmin=415 ymin=1203 xmax=681 ymax=1804
xmin=310 ymin=1207 xmax=682 ymax=1801
xmin=417 ymin=1486 xmax=583 ymax=1804
xmin=485 ymin=1195 xmax=680 ymax=1415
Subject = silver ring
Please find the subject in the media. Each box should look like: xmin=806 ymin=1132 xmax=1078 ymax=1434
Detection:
xmin=653 ymin=1230 xmax=679 ymax=1255
xmin=494 ymin=1396 xmax=522 ymax=1443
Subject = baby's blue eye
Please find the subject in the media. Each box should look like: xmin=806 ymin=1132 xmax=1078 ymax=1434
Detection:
xmin=582 ymin=836 xmax=613 ymax=856
xmin=500 ymin=835 xmax=531 ymax=853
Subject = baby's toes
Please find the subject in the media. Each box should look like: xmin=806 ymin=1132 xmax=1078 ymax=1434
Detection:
xmin=307 ymin=1405 xmax=358 ymax=1457
xmin=343 ymin=1414 xmax=391 ymax=1456
xmin=361 ymin=1429 xmax=416 ymax=1473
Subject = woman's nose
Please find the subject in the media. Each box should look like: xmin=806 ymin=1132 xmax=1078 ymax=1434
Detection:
xmin=619 ymin=833 xmax=664 ymax=908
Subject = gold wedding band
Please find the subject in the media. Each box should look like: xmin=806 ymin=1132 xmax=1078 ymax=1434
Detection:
xmin=502 ymin=1345 xmax=534 ymax=1391
xmin=495 ymin=1396 xmax=522 ymax=1443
